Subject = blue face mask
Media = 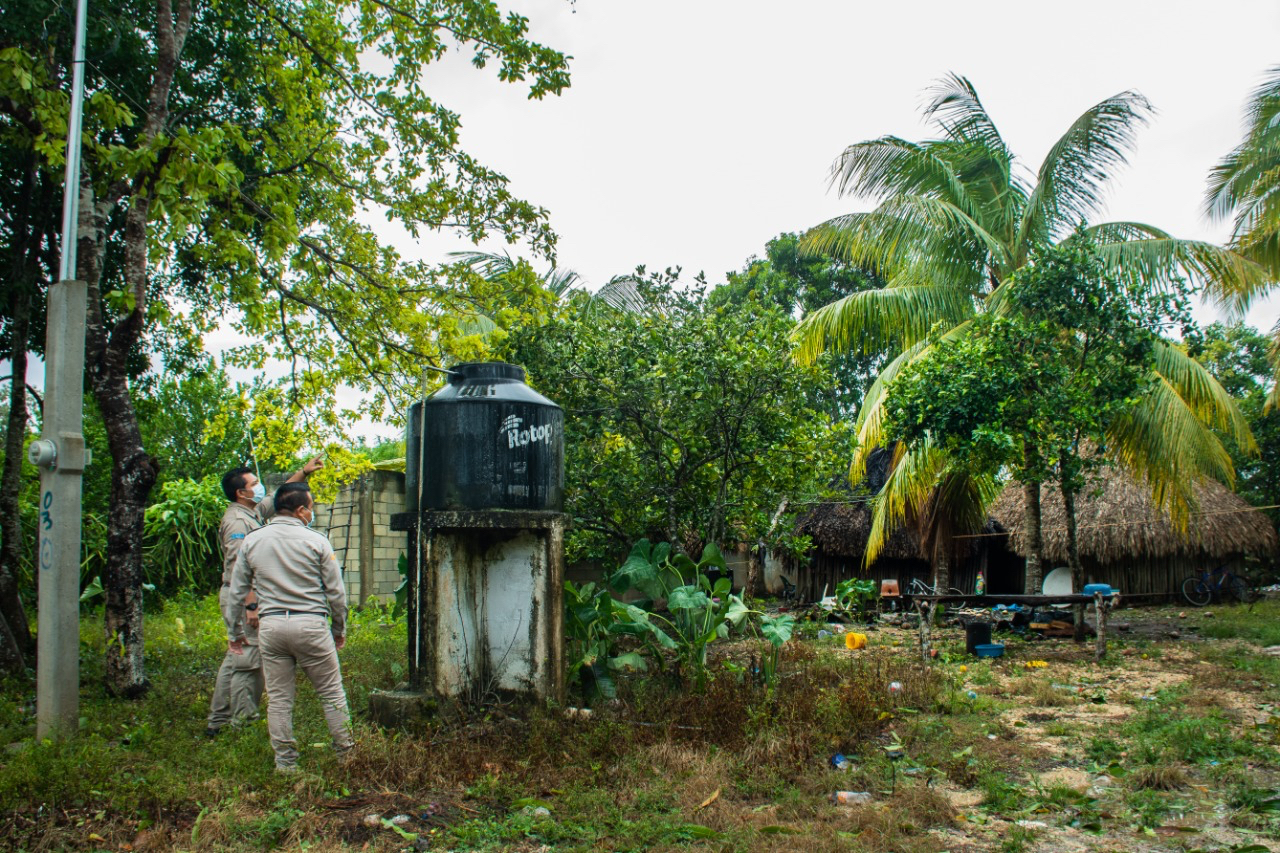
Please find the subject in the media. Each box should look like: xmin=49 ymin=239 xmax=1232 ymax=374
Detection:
xmin=250 ymin=482 xmax=267 ymax=503
xmin=304 ymin=508 xmax=315 ymax=528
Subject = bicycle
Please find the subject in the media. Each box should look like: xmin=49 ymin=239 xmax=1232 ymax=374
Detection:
xmin=906 ymin=578 xmax=967 ymax=610
xmin=1180 ymin=564 xmax=1254 ymax=606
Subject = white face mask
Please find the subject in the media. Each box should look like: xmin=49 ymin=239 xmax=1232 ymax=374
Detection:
xmin=250 ymin=482 xmax=266 ymax=503
xmin=303 ymin=506 xmax=315 ymax=528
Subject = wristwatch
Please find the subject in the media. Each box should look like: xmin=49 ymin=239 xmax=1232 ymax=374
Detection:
xmin=246 ymin=603 xmax=258 ymax=611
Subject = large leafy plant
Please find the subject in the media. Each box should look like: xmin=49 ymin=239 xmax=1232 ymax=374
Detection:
xmin=564 ymin=580 xmax=648 ymax=703
xmin=142 ymin=476 xmax=227 ymax=592
xmin=835 ymin=578 xmax=878 ymax=622
xmin=608 ymin=539 xmax=751 ymax=689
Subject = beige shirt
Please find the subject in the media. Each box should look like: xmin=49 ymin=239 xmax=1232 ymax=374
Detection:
xmin=218 ymin=499 xmax=273 ymax=643
xmin=226 ymin=516 xmax=347 ymax=642
xmin=218 ymin=500 xmax=271 ymax=585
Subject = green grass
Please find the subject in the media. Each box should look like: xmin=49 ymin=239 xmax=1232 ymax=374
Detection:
xmin=1119 ymin=685 xmax=1273 ymax=765
xmin=1195 ymin=598 xmax=1280 ymax=646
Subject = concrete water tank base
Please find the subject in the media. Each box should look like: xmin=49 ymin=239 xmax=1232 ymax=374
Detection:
xmin=391 ymin=509 xmax=567 ymax=706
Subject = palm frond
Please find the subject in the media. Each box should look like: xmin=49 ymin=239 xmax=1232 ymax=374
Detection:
xmin=923 ymin=73 xmax=1011 ymax=157
xmin=1151 ymin=340 xmax=1257 ymax=453
xmin=848 ymin=321 xmax=974 ymax=480
xmin=593 ymin=275 xmax=646 ymax=313
xmin=455 ymin=311 xmax=498 ymax=338
xmin=918 ymin=465 xmax=1002 ymax=564
xmin=1106 ymin=375 xmax=1234 ymax=526
xmin=448 ymin=250 xmax=519 ymax=281
xmin=791 ymin=283 xmax=975 ymax=365
xmin=802 ymin=195 xmax=1008 ymax=285
xmin=1083 ymin=220 xmax=1172 ymax=243
xmin=1206 ymin=66 xmax=1280 ymax=224
xmin=544 ymin=267 xmax=585 ymax=297
xmin=1090 ymin=232 xmax=1274 ymax=315
xmin=1017 ymin=91 xmax=1155 ymax=254
xmin=866 ymin=440 xmax=944 ymax=565
xmin=827 ymin=136 xmax=985 ymax=221
xmin=848 ymin=342 xmax=931 ymax=482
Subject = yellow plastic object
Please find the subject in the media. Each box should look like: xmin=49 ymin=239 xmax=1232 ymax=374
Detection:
xmin=845 ymin=631 xmax=867 ymax=650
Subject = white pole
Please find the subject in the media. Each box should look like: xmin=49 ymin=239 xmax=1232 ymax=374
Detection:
xmin=33 ymin=0 xmax=91 ymax=740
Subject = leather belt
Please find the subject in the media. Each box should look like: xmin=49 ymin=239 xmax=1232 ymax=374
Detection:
xmin=258 ymin=610 xmax=327 ymax=618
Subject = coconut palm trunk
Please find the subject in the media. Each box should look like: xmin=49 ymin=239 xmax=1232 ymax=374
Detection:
xmin=1022 ymin=480 xmax=1044 ymax=594
xmin=1061 ymin=480 xmax=1087 ymax=642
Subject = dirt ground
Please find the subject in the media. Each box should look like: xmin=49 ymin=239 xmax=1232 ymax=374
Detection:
xmin=853 ymin=601 xmax=1280 ymax=852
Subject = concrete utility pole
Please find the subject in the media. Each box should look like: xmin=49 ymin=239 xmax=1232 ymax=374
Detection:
xmin=29 ymin=0 xmax=90 ymax=740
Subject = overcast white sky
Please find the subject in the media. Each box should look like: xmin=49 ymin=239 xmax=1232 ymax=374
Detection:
xmin=411 ymin=0 xmax=1280 ymax=332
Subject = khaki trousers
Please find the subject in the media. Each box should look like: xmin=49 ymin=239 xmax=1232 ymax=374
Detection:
xmin=208 ymin=586 xmax=264 ymax=729
xmin=258 ymin=612 xmax=352 ymax=769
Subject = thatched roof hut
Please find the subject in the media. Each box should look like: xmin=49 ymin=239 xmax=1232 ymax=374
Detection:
xmin=783 ymin=497 xmax=928 ymax=601
xmin=779 ymin=447 xmax=1029 ymax=600
xmin=987 ymin=469 xmax=1278 ymax=596
xmin=777 ymin=448 xmax=926 ymax=600
xmin=794 ymin=498 xmax=922 ymax=562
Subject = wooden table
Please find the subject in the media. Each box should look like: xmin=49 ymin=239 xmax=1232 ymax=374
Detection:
xmin=906 ymin=592 xmax=1122 ymax=663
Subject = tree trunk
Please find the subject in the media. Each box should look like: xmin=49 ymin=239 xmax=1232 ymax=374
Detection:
xmin=0 ymin=148 xmax=49 ymax=674
xmin=0 ymin=292 xmax=34 ymax=672
xmin=745 ymin=547 xmax=763 ymax=599
xmin=99 ymin=431 xmax=156 ymax=698
xmin=745 ymin=499 xmax=788 ymax=599
xmin=1061 ymin=480 xmax=1087 ymax=643
xmin=80 ymin=0 xmax=192 ymax=699
xmin=84 ymin=180 xmax=160 ymax=699
xmin=932 ymin=544 xmax=951 ymax=595
xmin=1022 ymin=480 xmax=1044 ymax=594
xmin=929 ymin=548 xmax=950 ymax=628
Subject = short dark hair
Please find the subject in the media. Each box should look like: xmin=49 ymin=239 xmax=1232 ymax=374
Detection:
xmin=275 ymin=482 xmax=312 ymax=514
xmin=222 ymin=467 xmax=254 ymax=502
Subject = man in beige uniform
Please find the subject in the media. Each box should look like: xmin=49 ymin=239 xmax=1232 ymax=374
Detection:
xmin=226 ymin=482 xmax=351 ymax=772
xmin=206 ymin=457 xmax=322 ymax=737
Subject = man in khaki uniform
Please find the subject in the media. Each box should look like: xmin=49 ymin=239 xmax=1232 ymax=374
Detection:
xmin=206 ymin=457 xmax=322 ymax=737
xmin=226 ymin=481 xmax=352 ymax=773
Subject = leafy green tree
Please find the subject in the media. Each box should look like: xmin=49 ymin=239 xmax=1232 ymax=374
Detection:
xmin=0 ymin=90 xmax=60 ymax=672
xmin=503 ymin=269 xmax=847 ymax=568
xmin=1 ymin=0 xmax=570 ymax=695
xmin=795 ymin=74 xmax=1261 ymax=591
xmin=711 ymin=232 xmax=888 ymax=418
xmin=885 ymin=239 xmax=1177 ymax=607
xmin=134 ymin=363 xmax=261 ymax=484
xmin=1188 ymin=323 xmax=1280 ymax=522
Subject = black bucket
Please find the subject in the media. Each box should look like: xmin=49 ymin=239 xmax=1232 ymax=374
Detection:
xmin=965 ymin=621 xmax=993 ymax=655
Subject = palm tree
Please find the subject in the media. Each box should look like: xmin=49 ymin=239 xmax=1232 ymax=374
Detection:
xmin=795 ymin=74 xmax=1266 ymax=590
xmin=1206 ymin=66 xmax=1280 ymax=405
xmin=450 ymin=250 xmax=646 ymax=319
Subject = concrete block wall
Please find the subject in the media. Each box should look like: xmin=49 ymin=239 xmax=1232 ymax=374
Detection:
xmin=312 ymin=470 xmax=408 ymax=605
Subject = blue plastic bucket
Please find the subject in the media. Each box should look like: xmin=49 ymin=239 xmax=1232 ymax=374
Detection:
xmin=974 ymin=643 xmax=1005 ymax=658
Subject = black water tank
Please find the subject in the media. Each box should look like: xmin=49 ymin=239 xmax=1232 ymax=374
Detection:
xmin=408 ymin=362 xmax=564 ymax=511
xmin=404 ymin=401 xmax=425 ymax=512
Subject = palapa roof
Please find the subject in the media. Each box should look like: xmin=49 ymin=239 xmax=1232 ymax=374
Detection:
xmin=988 ymin=469 xmax=1279 ymax=563
xmin=794 ymin=498 xmax=923 ymax=561
xmin=793 ymin=448 xmax=924 ymax=561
